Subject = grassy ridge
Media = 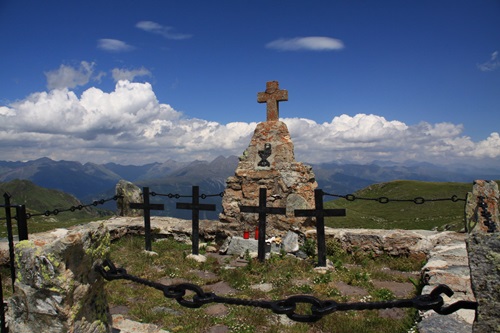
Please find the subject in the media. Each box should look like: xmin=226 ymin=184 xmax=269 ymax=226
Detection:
xmin=324 ymin=180 xmax=477 ymax=231
xmin=0 ymin=179 xmax=110 ymax=236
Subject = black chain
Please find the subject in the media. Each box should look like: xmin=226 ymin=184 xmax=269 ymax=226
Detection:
xmin=324 ymin=192 xmax=466 ymax=204
xmin=26 ymin=195 xmax=122 ymax=219
xmin=150 ymin=191 xmax=224 ymax=199
xmin=96 ymin=259 xmax=477 ymax=323
xmin=477 ymin=196 xmax=497 ymax=233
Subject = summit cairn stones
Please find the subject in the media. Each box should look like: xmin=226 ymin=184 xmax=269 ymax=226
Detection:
xmin=219 ymin=81 xmax=317 ymax=234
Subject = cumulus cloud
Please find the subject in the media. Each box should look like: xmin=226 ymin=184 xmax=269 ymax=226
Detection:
xmin=45 ymin=61 xmax=95 ymax=90
xmin=1 ymin=81 xmax=500 ymax=166
xmin=111 ymin=67 xmax=152 ymax=82
xmin=136 ymin=21 xmax=192 ymax=40
xmin=266 ymin=37 xmax=344 ymax=51
xmin=98 ymin=39 xmax=135 ymax=52
xmin=477 ymin=51 xmax=500 ymax=71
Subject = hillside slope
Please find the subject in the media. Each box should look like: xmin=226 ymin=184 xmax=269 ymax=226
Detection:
xmin=0 ymin=179 xmax=110 ymax=237
xmin=324 ymin=180 xmax=482 ymax=231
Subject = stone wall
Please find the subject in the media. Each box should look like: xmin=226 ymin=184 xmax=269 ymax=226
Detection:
xmin=4 ymin=199 xmax=497 ymax=332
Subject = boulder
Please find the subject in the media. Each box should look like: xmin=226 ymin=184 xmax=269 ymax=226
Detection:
xmin=115 ymin=180 xmax=142 ymax=217
xmin=282 ymin=230 xmax=300 ymax=253
xmin=8 ymin=223 xmax=112 ymax=333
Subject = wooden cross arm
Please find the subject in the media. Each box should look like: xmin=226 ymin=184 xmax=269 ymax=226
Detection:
xmin=239 ymin=205 xmax=286 ymax=215
xmin=176 ymin=203 xmax=216 ymax=211
xmin=294 ymin=208 xmax=346 ymax=218
xmin=129 ymin=203 xmax=165 ymax=210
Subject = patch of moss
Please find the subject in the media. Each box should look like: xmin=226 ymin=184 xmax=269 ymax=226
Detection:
xmin=85 ymin=228 xmax=111 ymax=261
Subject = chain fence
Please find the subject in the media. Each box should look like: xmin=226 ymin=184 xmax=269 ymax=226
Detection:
xmin=96 ymin=259 xmax=478 ymax=323
xmin=323 ymin=192 xmax=466 ymax=204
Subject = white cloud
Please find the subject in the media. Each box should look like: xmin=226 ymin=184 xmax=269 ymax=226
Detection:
xmin=45 ymin=61 xmax=95 ymax=90
xmin=98 ymin=39 xmax=135 ymax=52
xmin=1 ymin=81 xmax=500 ymax=166
xmin=266 ymin=37 xmax=344 ymax=51
xmin=136 ymin=21 xmax=192 ymax=40
xmin=111 ymin=67 xmax=152 ymax=82
xmin=477 ymin=51 xmax=500 ymax=71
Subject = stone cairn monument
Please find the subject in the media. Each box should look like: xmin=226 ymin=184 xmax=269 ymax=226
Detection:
xmin=219 ymin=81 xmax=317 ymax=235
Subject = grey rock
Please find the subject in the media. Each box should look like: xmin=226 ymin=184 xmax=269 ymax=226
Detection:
xmin=226 ymin=236 xmax=258 ymax=256
xmin=418 ymin=314 xmax=472 ymax=333
xmin=219 ymin=237 xmax=232 ymax=254
xmin=266 ymin=242 xmax=282 ymax=254
xmin=467 ymin=232 xmax=500 ymax=333
xmin=295 ymin=250 xmax=308 ymax=259
xmin=282 ymin=230 xmax=299 ymax=253
xmin=115 ymin=180 xmax=142 ymax=217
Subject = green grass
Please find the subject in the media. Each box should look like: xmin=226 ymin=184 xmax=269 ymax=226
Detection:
xmin=103 ymin=235 xmax=422 ymax=333
xmin=324 ymin=180 xmax=475 ymax=231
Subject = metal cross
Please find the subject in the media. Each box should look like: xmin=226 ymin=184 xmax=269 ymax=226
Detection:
xmin=240 ymin=188 xmax=286 ymax=261
xmin=176 ymin=186 xmax=216 ymax=255
xmin=295 ymin=189 xmax=346 ymax=267
xmin=257 ymin=81 xmax=288 ymax=122
xmin=129 ymin=187 xmax=165 ymax=251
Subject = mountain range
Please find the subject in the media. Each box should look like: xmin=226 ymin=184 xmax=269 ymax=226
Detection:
xmin=1 ymin=156 xmax=498 ymax=220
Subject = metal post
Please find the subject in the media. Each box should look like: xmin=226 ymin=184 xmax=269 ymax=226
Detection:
xmin=3 ymin=193 xmax=16 ymax=292
xmin=191 ymin=186 xmax=200 ymax=255
xmin=0 ymin=272 xmax=5 ymax=333
xmin=129 ymin=187 xmax=165 ymax=252
xmin=16 ymin=205 xmax=29 ymax=241
xmin=176 ymin=186 xmax=216 ymax=255
xmin=314 ymin=189 xmax=327 ymax=267
xmin=257 ymin=188 xmax=267 ymax=262
xmin=295 ymin=189 xmax=346 ymax=267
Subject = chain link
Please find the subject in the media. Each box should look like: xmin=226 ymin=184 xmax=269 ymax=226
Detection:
xmin=324 ymin=192 xmax=466 ymax=204
xmin=150 ymin=191 xmax=224 ymax=199
xmin=477 ymin=196 xmax=497 ymax=233
xmin=96 ymin=259 xmax=477 ymax=323
xmin=26 ymin=195 xmax=122 ymax=219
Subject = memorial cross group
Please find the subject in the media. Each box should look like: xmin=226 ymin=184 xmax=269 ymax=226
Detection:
xmin=130 ymin=81 xmax=346 ymax=265
xmin=130 ymin=186 xmax=215 ymax=254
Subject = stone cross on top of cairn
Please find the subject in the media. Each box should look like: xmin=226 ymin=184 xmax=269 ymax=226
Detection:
xmin=257 ymin=81 xmax=288 ymax=122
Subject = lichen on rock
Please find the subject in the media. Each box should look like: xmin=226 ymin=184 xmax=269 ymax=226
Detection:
xmin=8 ymin=223 xmax=112 ymax=333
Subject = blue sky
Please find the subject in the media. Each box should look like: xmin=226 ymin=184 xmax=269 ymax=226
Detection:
xmin=1 ymin=0 xmax=499 ymax=166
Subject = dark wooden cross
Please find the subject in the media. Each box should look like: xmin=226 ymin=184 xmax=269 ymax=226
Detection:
xmin=295 ymin=189 xmax=346 ymax=267
xmin=257 ymin=81 xmax=288 ymax=121
xmin=176 ymin=186 xmax=216 ymax=255
xmin=129 ymin=187 xmax=165 ymax=251
xmin=240 ymin=188 xmax=286 ymax=262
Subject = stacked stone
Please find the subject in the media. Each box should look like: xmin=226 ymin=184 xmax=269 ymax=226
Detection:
xmin=219 ymin=82 xmax=317 ymax=235
xmin=418 ymin=232 xmax=476 ymax=333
